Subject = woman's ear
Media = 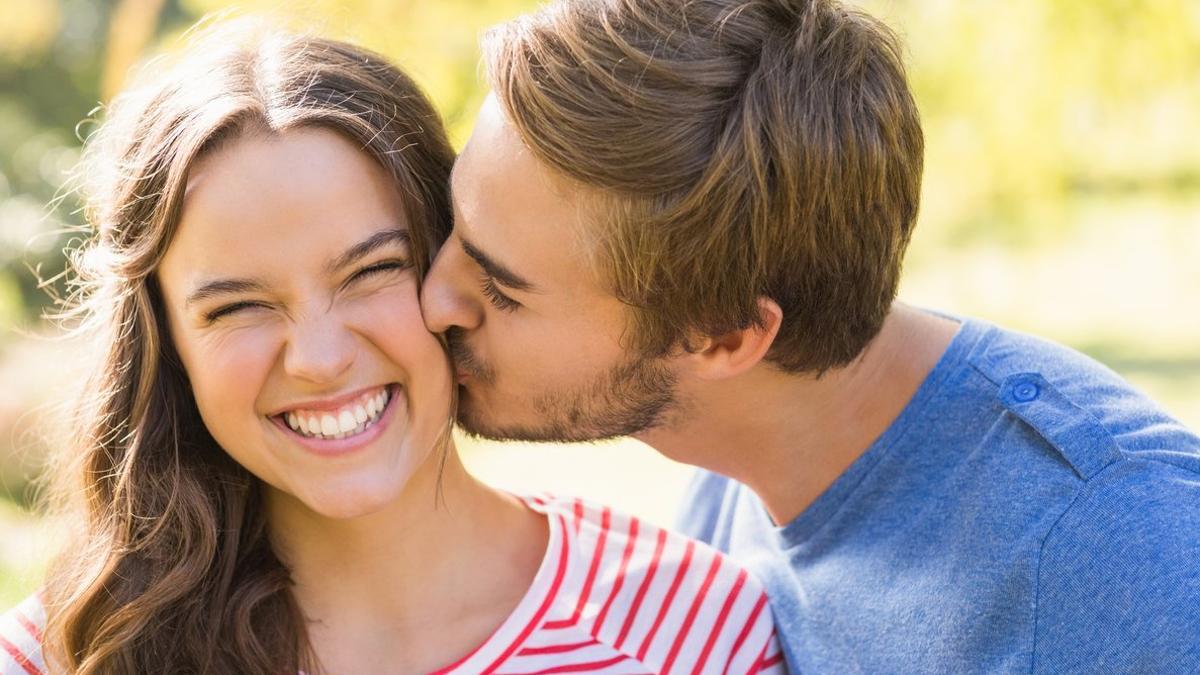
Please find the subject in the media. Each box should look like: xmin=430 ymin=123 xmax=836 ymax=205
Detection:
xmin=679 ymin=297 xmax=783 ymax=381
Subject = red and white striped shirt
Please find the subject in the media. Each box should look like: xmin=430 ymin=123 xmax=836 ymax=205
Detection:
xmin=0 ymin=595 xmax=43 ymax=675
xmin=1 ymin=495 xmax=786 ymax=674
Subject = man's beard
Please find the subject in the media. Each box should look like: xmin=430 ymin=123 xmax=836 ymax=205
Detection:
xmin=446 ymin=327 xmax=677 ymax=443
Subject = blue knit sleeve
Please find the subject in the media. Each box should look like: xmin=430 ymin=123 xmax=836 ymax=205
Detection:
xmin=1032 ymin=459 xmax=1200 ymax=674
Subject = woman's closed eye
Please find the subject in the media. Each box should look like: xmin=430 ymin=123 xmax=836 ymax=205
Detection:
xmin=344 ymin=259 xmax=413 ymax=288
xmin=200 ymin=260 xmax=413 ymax=324
xmin=203 ymin=301 xmax=269 ymax=324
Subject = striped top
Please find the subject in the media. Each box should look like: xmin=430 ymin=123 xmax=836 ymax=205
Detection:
xmin=1 ymin=494 xmax=785 ymax=674
xmin=0 ymin=596 xmax=42 ymax=675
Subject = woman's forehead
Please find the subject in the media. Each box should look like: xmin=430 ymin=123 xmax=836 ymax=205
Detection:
xmin=162 ymin=129 xmax=408 ymax=282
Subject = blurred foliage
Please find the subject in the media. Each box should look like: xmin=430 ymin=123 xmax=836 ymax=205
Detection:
xmin=1 ymin=0 xmax=1198 ymax=323
xmin=0 ymin=0 xmax=541 ymax=327
xmin=179 ymin=0 xmax=537 ymax=144
xmin=866 ymin=0 xmax=1200 ymax=247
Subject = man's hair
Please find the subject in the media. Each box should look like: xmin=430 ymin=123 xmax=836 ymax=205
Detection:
xmin=483 ymin=0 xmax=923 ymax=372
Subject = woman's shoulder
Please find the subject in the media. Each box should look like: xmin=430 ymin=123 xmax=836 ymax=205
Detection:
xmin=0 ymin=594 xmax=47 ymax=675
xmin=523 ymin=492 xmax=771 ymax=589
xmin=517 ymin=493 xmax=786 ymax=671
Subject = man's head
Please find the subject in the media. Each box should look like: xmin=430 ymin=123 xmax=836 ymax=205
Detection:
xmin=422 ymin=0 xmax=923 ymax=442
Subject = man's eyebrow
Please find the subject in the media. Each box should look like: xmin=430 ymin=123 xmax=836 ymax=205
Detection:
xmin=326 ymin=228 xmax=410 ymax=274
xmin=459 ymin=237 xmax=535 ymax=292
xmin=185 ymin=278 xmax=267 ymax=308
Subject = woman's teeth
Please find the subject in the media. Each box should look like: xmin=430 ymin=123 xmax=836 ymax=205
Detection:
xmin=283 ymin=388 xmax=392 ymax=440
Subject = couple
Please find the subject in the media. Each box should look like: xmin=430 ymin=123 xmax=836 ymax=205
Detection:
xmin=4 ymin=0 xmax=1199 ymax=672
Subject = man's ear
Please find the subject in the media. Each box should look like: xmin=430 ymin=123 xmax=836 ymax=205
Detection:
xmin=682 ymin=297 xmax=783 ymax=381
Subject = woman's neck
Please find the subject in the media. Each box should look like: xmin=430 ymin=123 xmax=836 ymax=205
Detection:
xmin=267 ymin=443 xmax=548 ymax=673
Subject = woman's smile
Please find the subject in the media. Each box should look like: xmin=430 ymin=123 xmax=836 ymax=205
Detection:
xmin=268 ymin=383 xmax=403 ymax=456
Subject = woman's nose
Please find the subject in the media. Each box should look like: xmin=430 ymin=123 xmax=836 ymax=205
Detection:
xmin=283 ymin=314 xmax=356 ymax=385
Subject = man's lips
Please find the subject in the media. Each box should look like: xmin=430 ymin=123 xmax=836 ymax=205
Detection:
xmin=446 ymin=329 xmax=492 ymax=384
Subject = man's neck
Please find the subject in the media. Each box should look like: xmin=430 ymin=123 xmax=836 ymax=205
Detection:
xmin=641 ymin=304 xmax=960 ymax=525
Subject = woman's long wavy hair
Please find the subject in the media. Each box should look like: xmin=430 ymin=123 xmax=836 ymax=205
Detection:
xmin=40 ymin=22 xmax=454 ymax=674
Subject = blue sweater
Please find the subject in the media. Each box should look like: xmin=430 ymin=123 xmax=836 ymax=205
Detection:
xmin=678 ymin=317 xmax=1200 ymax=673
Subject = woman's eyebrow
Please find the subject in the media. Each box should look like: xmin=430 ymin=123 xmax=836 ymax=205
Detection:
xmin=185 ymin=278 xmax=267 ymax=308
xmin=183 ymin=229 xmax=410 ymax=308
xmin=325 ymin=228 xmax=410 ymax=274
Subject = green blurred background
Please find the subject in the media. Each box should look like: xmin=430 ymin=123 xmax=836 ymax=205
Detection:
xmin=1 ymin=0 xmax=1198 ymax=605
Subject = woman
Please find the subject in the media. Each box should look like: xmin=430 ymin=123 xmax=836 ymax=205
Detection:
xmin=0 ymin=22 xmax=784 ymax=674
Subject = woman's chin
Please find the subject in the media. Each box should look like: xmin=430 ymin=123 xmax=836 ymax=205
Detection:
xmin=271 ymin=477 xmax=411 ymax=522
xmin=260 ymin=447 xmax=437 ymax=522
xmin=307 ymin=486 xmax=403 ymax=520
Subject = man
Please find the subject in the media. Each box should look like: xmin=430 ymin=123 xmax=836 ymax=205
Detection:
xmin=421 ymin=0 xmax=1200 ymax=671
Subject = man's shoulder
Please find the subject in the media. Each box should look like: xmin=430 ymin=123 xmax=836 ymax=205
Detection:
xmin=963 ymin=318 xmax=1200 ymax=479
xmin=1042 ymin=454 xmax=1200 ymax=556
xmin=677 ymin=318 xmax=1200 ymax=514
xmin=674 ymin=469 xmax=746 ymax=549
xmin=0 ymin=595 xmax=46 ymax=675
xmin=1031 ymin=458 xmax=1200 ymax=672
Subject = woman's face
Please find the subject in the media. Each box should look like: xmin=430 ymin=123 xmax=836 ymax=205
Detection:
xmin=157 ymin=127 xmax=452 ymax=520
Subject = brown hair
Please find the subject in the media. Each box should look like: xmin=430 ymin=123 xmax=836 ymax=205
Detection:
xmin=484 ymin=0 xmax=924 ymax=372
xmin=41 ymin=21 xmax=454 ymax=674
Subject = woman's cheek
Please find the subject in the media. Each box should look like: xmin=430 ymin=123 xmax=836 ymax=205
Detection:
xmin=351 ymin=285 xmax=434 ymax=350
xmin=187 ymin=325 xmax=284 ymax=423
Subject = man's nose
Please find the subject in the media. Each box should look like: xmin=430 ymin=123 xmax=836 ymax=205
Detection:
xmin=421 ymin=241 xmax=484 ymax=334
xmin=283 ymin=314 xmax=356 ymax=385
